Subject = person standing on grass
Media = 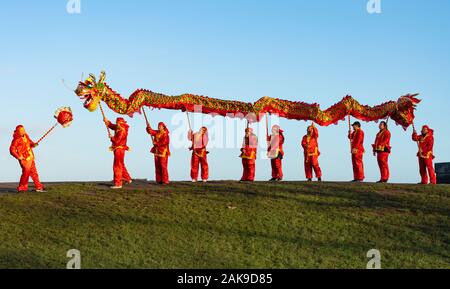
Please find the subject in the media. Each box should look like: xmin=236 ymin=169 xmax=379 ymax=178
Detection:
xmin=301 ymin=123 xmax=322 ymax=182
xmin=9 ymin=125 xmax=45 ymax=193
xmin=188 ymin=127 xmax=209 ymax=183
xmin=240 ymin=127 xmax=258 ymax=182
xmin=104 ymin=117 xmax=132 ymax=189
xmin=412 ymin=125 xmax=437 ymax=185
xmin=372 ymin=121 xmax=391 ymax=183
xmin=267 ymin=125 xmax=285 ymax=182
xmin=348 ymin=121 xmax=365 ymax=182
xmin=147 ymin=122 xmax=170 ymax=185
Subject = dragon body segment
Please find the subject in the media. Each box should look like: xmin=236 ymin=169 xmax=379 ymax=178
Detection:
xmin=75 ymin=72 xmax=420 ymax=128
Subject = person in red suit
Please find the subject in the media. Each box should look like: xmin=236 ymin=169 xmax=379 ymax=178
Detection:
xmin=188 ymin=127 xmax=209 ymax=182
xmin=348 ymin=121 xmax=365 ymax=182
xmin=9 ymin=125 xmax=45 ymax=193
xmin=372 ymin=121 xmax=391 ymax=183
xmin=412 ymin=125 xmax=437 ymax=185
xmin=105 ymin=117 xmax=132 ymax=189
xmin=147 ymin=122 xmax=170 ymax=185
xmin=267 ymin=125 xmax=285 ymax=182
xmin=240 ymin=127 xmax=258 ymax=182
xmin=301 ymin=123 xmax=322 ymax=182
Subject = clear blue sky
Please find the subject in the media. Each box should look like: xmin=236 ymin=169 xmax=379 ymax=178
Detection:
xmin=1 ymin=0 xmax=449 ymax=183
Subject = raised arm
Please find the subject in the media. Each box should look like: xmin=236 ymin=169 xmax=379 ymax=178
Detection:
xmin=106 ymin=120 xmax=117 ymax=130
xmin=146 ymin=126 xmax=157 ymax=136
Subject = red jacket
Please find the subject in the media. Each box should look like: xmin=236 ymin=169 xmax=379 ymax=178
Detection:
xmin=10 ymin=132 xmax=36 ymax=161
xmin=188 ymin=131 xmax=209 ymax=158
xmin=301 ymin=127 xmax=320 ymax=157
xmin=412 ymin=129 xmax=435 ymax=159
xmin=240 ymin=134 xmax=258 ymax=160
xmin=372 ymin=129 xmax=391 ymax=153
xmin=148 ymin=127 xmax=170 ymax=157
xmin=107 ymin=120 xmax=129 ymax=150
xmin=267 ymin=133 xmax=285 ymax=159
xmin=348 ymin=129 xmax=365 ymax=154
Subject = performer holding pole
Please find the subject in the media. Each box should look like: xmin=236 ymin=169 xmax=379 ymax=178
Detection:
xmin=267 ymin=124 xmax=285 ymax=182
xmin=10 ymin=125 xmax=46 ymax=193
xmin=9 ymin=107 xmax=73 ymax=193
xmin=348 ymin=121 xmax=365 ymax=182
xmin=145 ymin=111 xmax=171 ymax=185
xmin=412 ymin=124 xmax=437 ymax=185
xmin=372 ymin=121 xmax=391 ymax=183
xmin=188 ymin=125 xmax=209 ymax=183
xmin=240 ymin=127 xmax=258 ymax=182
xmin=104 ymin=117 xmax=132 ymax=189
xmin=301 ymin=123 xmax=322 ymax=182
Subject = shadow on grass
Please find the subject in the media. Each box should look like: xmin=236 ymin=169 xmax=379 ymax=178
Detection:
xmin=198 ymin=182 xmax=450 ymax=216
xmin=0 ymin=248 xmax=61 ymax=269
xmin=49 ymin=205 xmax=450 ymax=268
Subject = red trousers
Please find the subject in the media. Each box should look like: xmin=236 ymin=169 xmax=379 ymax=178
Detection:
xmin=18 ymin=160 xmax=44 ymax=192
xmin=351 ymin=153 xmax=365 ymax=181
xmin=271 ymin=158 xmax=283 ymax=179
xmin=376 ymin=152 xmax=390 ymax=182
xmin=191 ymin=154 xmax=209 ymax=181
xmin=241 ymin=159 xmax=256 ymax=181
xmin=418 ymin=157 xmax=437 ymax=184
xmin=113 ymin=149 xmax=131 ymax=186
xmin=154 ymin=156 xmax=169 ymax=184
xmin=304 ymin=156 xmax=322 ymax=179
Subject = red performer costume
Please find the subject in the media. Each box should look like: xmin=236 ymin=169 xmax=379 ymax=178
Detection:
xmin=240 ymin=127 xmax=258 ymax=182
xmin=372 ymin=121 xmax=391 ymax=183
xmin=267 ymin=125 xmax=285 ymax=181
xmin=147 ymin=122 xmax=170 ymax=185
xmin=189 ymin=127 xmax=209 ymax=182
xmin=412 ymin=125 xmax=437 ymax=185
xmin=106 ymin=118 xmax=132 ymax=188
xmin=301 ymin=124 xmax=322 ymax=181
xmin=9 ymin=125 xmax=45 ymax=192
xmin=348 ymin=122 xmax=365 ymax=182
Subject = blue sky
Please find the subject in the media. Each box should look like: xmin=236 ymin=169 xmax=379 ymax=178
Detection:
xmin=0 ymin=0 xmax=449 ymax=183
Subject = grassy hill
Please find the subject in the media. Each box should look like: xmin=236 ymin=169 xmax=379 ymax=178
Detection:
xmin=0 ymin=181 xmax=449 ymax=269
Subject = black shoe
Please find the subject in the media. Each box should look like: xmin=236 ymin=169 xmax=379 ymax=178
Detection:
xmin=269 ymin=178 xmax=276 ymax=182
xmin=275 ymin=178 xmax=283 ymax=182
xmin=318 ymin=178 xmax=322 ymax=182
xmin=351 ymin=180 xmax=361 ymax=183
xmin=307 ymin=179 xmax=312 ymax=182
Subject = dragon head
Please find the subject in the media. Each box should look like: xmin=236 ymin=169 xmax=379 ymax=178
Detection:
xmin=75 ymin=71 xmax=107 ymax=112
xmin=392 ymin=94 xmax=421 ymax=129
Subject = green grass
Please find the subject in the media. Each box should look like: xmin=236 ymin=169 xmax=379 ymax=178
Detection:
xmin=0 ymin=181 xmax=449 ymax=269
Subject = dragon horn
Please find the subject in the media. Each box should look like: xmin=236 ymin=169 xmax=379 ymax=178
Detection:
xmin=99 ymin=71 xmax=106 ymax=84
xmin=87 ymin=73 xmax=97 ymax=84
